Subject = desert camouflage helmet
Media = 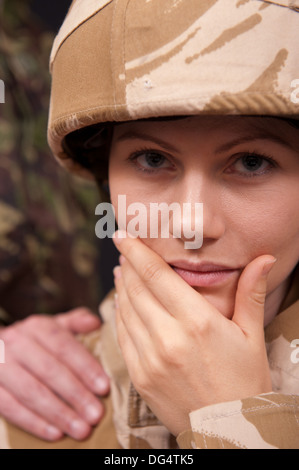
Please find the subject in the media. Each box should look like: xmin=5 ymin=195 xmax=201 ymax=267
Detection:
xmin=48 ymin=0 xmax=299 ymax=181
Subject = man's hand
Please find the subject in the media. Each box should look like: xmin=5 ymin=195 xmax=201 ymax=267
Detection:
xmin=0 ymin=307 xmax=109 ymax=441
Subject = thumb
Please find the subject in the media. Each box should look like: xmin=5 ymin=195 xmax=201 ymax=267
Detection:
xmin=232 ymin=255 xmax=277 ymax=336
xmin=55 ymin=307 xmax=102 ymax=333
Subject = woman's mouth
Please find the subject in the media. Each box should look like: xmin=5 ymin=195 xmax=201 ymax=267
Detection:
xmin=170 ymin=261 xmax=241 ymax=287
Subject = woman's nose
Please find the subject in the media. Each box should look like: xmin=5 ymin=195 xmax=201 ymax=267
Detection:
xmin=169 ymin=176 xmax=226 ymax=247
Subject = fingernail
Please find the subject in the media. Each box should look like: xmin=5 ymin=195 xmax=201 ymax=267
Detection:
xmin=113 ymin=265 xmax=122 ymax=279
xmin=46 ymin=425 xmax=63 ymax=441
xmin=70 ymin=419 xmax=90 ymax=439
xmin=112 ymin=230 xmax=127 ymax=245
xmin=85 ymin=403 xmax=102 ymax=424
xmin=94 ymin=376 xmax=109 ymax=394
xmin=262 ymin=258 xmax=277 ymax=276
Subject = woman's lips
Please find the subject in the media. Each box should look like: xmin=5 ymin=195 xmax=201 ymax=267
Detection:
xmin=170 ymin=262 xmax=241 ymax=287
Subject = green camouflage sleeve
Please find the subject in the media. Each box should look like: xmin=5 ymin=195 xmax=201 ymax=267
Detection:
xmin=177 ymin=393 xmax=299 ymax=449
xmin=0 ymin=0 xmax=104 ymax=324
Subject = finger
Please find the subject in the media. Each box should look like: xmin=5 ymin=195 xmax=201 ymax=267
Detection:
xmin=0 ymin=385 xmax=63 ymax=441
xmin=114 ymin=291 xmax=141 ymax=379
xmin=114 ymin=276 xmax=146 ymax=383
xmin=10 ymin=334 xmax=104 ymax=426
xmin=114 ymin=266 xmax=152 ymax=354
xmin=55 ymin=307 xmax=102 ymax=333
xmin=233 ymin=255 xmax=277 ymax=336
xmin=0 ymin=361 xmax=92 ymax=440
xmin=118 ymin=258 xmax=175 ymax=336
xmin=112 ymin=231 xmax=216 ymax=321
xmin=20 ymin=315 xmax=109 ymax=395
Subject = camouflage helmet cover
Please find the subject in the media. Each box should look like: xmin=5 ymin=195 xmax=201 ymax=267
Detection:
xmin=48 ymin=0 xmax=299 ymax=180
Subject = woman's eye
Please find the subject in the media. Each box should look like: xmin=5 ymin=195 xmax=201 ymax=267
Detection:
xmin=131 ymin=151 xmax=173 ymax=171
xmin=227 ymin=154 xmax=276 ymax=176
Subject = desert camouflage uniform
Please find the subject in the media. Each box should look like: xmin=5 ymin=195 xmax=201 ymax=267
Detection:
xmin=1 ymin=0 xmax=298 ymax=449
xmin=0 ymin=0 xmax=103 ymax=324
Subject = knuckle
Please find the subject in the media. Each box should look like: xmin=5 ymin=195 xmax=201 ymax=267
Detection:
xmin=158 ymin=336 xmax=186 ymax=370
xmin=0 ymin=327 xmax=28 ymax=359
xmin=158 ymin=337 xmax=177 ymax=364
xmin=22 ymin=314 xmax=42 ymax=329
xmin=186 ymin=315 xmax=210 ymax=338
xmin=22 ymin=314 xmax=51 ymax=333
xmin=19 ymin=380 xmax=47 ymax=410
xmin=70 ymin=306 xmax=93 ymax=316
xmin=135 ymin=379 xmax=149 ymax=397
xmin=43 ymin=328 xmax=73 ymax=358
xmin=127 ymin=280 xmax=144 ymax=299
xmin=41 ymin=357 xmax=62 ymax=382
xmin=250 ymin=290 xmax=266 ymax=307
xmin=62 ymin=307 xmax=94 ymax=320
xmin=134 ymin=369 xmax=152 ymax=394
xmin=147 ymin=354 xmax=163 ymax=377
xmin=0 ymin=325 xmax=19 ymax=345
xmin=141 ymin=260 xmax=163 ymax=283
xmin=136 ymin=354 xmax=161 ymax=385
xmin=54 ymin=339 xmax=72 ymax=362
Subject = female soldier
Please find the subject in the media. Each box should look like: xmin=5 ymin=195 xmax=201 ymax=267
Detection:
xmin=2 ymin=0 xmax=299 ymax=448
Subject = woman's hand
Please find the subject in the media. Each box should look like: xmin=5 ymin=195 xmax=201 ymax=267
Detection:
xmin=112 ymin=231 xmax=275 ymax=437
xmin=0 ymin=308 xmax=109 ymax=441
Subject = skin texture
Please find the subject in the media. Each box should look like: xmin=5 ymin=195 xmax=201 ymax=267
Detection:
xmin=108 ymin=116 xmax=299 ymax=436
xmin=0 ymin=308 xmax=110 ymax=441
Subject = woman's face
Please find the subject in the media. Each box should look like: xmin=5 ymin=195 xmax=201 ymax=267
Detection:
xmin=108 ymin=116 xmax=299 ymax=324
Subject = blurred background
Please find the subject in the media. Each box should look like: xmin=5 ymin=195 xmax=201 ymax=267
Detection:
xmin=0 ymin=0 xmax=118 ymax=325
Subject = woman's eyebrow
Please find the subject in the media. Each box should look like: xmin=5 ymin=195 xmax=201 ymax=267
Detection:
xmin=115 ymin=129 xmax=296 ymax=154
xmin=115 ymin=131 xmax=179 ymax=153
xmin=215 ymin=132 xmax=295 ymax=154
